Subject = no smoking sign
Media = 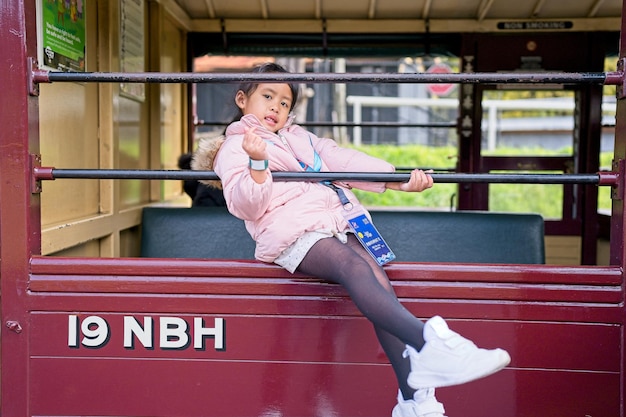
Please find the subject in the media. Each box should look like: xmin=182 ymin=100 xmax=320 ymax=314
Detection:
xmin=426 ymin=63 xmax=457 ymax=97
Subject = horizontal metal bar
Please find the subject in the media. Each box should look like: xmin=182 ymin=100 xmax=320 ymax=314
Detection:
xmin=34 ymin=70 xmax=612 ymax=85
xmin=197 ymin=121 xmax=457 ymax=128
xmin=35 ymin=168 xmax=607 ymax=185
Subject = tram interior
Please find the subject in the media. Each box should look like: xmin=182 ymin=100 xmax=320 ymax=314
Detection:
xmin=37 ymin=0 xmax=621 ymax=266
xmin=4 ymin=1 xmax=626 ymax=417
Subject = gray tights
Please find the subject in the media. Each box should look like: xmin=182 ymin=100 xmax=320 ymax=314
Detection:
xmin=296 ymin=234 xmax=426 ymax=400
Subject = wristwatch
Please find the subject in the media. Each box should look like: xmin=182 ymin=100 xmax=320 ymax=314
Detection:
xmin=249 ymin=158 xmax=269 ymax=171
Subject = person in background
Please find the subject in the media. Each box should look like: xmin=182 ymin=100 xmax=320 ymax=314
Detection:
xmin=177 ymin=152 xmax=226 ymax=207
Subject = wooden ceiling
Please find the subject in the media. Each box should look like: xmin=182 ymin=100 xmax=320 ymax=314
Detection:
xmin=163 ymin=0 xmax=623 ymax=33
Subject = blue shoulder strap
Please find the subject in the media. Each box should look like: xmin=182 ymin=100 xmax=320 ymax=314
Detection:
xmin=297 ymin=136 xmax=352 ymax=208
xmin=298 ymin=136 xmax=322 ymax=172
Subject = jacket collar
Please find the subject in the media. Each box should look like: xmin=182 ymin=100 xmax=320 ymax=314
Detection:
xmin=226 ymin=113 xmax=296 ymax=136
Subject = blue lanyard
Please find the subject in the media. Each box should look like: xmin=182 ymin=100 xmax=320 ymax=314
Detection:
xmin=324 ymin=182 xmax=353 ymax=209
xmin=298 ymin=137 xmax=352 ymax=209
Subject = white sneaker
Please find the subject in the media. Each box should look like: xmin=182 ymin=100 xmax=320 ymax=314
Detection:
xmin=391 ymin=388 xmax=447 ymax=417
xmin=405 ymin=316 xmax=511 ymax=389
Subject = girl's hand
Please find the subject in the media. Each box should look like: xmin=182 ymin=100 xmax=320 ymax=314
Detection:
xmin=386 ymin=169 xmax=434 ymax=192
xmin=241 ymin=127 xmax=269 ymax=184
xmin=242 ymin=127 xmax=268 ymax=160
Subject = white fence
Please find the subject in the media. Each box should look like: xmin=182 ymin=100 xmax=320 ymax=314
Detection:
xmin=346 ymin=95 xmax=617 ymax=149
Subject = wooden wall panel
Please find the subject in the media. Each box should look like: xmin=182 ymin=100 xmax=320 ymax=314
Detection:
xmin=38 ymin=1 xmax=188 ymax=256
xmin=544 ymin=236 xmax=582 ymax=265
xmin=159 ymin=15 xmax=186 ymax=201
xmin=39 ymin=83 xmax=99 ymax=225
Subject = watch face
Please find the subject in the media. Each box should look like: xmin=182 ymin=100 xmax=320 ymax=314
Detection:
xmin=249 ymin=158 xmax=268 ymax=170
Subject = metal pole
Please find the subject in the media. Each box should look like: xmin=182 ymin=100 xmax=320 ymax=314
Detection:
xmin=34 ymin=168 xmax=609 ymax=185
xmin=196 ymin=121 xmax=457 ymax=129
xmin=33 ymin=70 xmax=615 ymax=85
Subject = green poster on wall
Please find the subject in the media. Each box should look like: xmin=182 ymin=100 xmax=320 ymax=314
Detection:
xmin=39 ymin=0 xmax=86 ymax=72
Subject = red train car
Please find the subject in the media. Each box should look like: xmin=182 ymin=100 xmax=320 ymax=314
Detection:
xmin=1 ymin=1 xmax=625 ymax=416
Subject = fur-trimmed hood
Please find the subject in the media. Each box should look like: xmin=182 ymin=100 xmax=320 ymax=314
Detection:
xmin=191 ymin=136 xmax=225 ymax=189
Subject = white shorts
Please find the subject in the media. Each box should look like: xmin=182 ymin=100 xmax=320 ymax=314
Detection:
xmin=274 ymin=229 xmax=349 ymax=273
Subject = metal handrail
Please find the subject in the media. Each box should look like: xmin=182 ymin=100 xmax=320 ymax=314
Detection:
xmin=33 ymin=70 xmax=620 ymax=85
xmin=33 ymin=167 xmax=617 ymax=185
xmin=195 ymin=121 xmax=457 ymax=129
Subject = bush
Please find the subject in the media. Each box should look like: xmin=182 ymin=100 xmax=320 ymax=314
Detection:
xmin=350 ymin=144 xmax=612 ymax=218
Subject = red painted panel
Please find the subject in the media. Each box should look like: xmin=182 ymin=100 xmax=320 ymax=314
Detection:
xmin=28 ymin=308 xmax=621 ymax=416
xmin=30 ymin=313 xmax=385 ymax=364
xmin=29 ymin=257 xmax=624 ymax=286
xmin=440 ymin=370 xmax=620 ymax=417
xmin=0 ymin=1 xmax=41 ymax=416
xmin=30 ymin=312 xmax=620 ymax=372
xmin=26 ymin=250 xmax=625 ymax=417
xmin=29 ymin=359 xmax=619 ymax=417
xmin=28 ymin=273 xmax=623 ymax=304
xmin=28 ymin=358 xmax=398 ymax=416
xmin=27 ymin=291 xmax=625 ymax=324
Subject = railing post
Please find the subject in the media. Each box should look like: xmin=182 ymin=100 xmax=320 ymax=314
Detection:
xmin=1 ymin=1 xmax=41 ymax=416
xmin=487 ymin=102 xmax=498 ymax=151
xmin=353 ymin=100 xmax=362 ymax=146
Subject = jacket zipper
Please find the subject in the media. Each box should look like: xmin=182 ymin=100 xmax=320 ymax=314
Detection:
xmin=277 ymin=132 xmax=298 ymax=160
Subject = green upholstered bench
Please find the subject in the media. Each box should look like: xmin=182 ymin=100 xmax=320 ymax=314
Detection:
xmin=370 ymin=210 xmax=544 ymax=264
xmin=140 ymin=207 xmax=544 ymax=264
xmin=140 ymin=207 xmax=256 ymax=259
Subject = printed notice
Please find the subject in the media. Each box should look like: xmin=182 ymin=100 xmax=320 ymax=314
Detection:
xmin=120 ymin=0 xmax=146 ymax=101
xmin=40 ymin=0 xmax=86 ymax=72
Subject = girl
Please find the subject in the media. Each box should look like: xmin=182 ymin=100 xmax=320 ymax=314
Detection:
xmin=193 ymin=63 xmax=510 ymax=417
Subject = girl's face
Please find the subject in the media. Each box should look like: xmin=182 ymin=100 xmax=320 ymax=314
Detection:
xmin=235 ymin=83 xmax=293 ymax=133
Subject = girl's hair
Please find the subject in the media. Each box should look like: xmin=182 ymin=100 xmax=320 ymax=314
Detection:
xmin=235 ymin=62 xmax=300 ymax=114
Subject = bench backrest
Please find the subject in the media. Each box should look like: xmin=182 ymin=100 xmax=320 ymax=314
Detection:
xmin=140 ymin=207 xmax=544 ymax=264
xmin=371 ymin=210 xmax=544 ymax=264
xmin=140 ymin=207 xmax=256 ymax=259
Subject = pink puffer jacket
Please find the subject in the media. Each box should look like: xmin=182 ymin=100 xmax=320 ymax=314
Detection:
xmin=213 ymin=114 xmax=395 ymax=262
